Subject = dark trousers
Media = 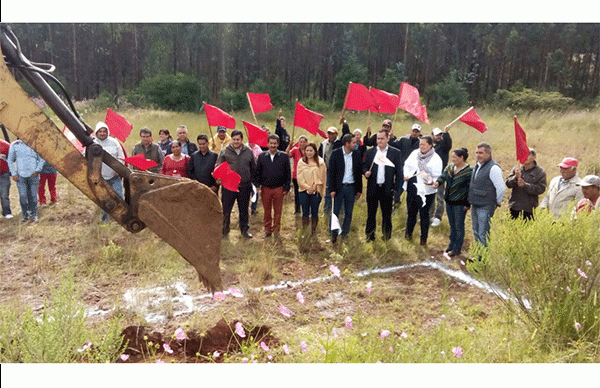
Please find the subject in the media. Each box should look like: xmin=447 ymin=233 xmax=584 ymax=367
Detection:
xmin=510 ymin=209 xmax=534 ymax=221
xmin=366 ymin=185 xmax=393 ymax=240
xmin=222 ymin=185 xmax=252 ymax=235
xmin=331 ymin=184 xmax=356 ymax=238
xmin=292 ymin=178 xmax=300 ymax=213
xmin=299 ymin=191 xmax=322 ymax=219
xmin=405 ymin=191 xmax=435 ymax=241
xmin=446 ymin=203 xmax=467 ymax=254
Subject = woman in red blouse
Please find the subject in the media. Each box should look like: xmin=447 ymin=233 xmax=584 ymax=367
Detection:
xmin=161 ymin=140 xmax=190 ymax=177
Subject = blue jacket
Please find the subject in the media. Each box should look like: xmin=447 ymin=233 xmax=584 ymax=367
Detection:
xmin=328 ymin=147 xmax=363 ymax=196
xmin=7 ymin=140 xmax=44 ymax=178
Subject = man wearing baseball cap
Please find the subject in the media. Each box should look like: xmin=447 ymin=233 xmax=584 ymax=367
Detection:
xmin=574 ymin=175 xmax=600 ymax=213
xmin=208 ymin=126 xmax=232 ymax=153
xmin=540 ymin=157 xmax=583 ymax=218
xmin=362 ymin=119 xmax=396 ymax=148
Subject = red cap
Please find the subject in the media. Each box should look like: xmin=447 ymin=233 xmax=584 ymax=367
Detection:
xmin=558 ymin=157 xmax=578 ymax=168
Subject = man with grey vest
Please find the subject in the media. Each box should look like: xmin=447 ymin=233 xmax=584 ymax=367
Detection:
xmin=468 ymin=142 xmax=505 ymax=252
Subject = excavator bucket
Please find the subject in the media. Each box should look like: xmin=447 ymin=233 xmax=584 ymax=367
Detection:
xmin=0 ymin=24 xmax=223 ymax=292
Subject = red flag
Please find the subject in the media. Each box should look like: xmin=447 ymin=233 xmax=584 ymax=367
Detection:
xmin=62 ymin=126 xmax=84 ymax=152
xmin=105 ymin=108 xmax=133 ymax=143
xmin=247 ymin=93 xmax=274 ymax=114
xmin=345 ymin=83 xmax=377 ymax=112
xmin=204 ymin=103 xmax=236 ymax=129
xmin=293 ymin=101 xmax=323 ymax=135
xmin=316 ymin=128 xmax=327 ymax=139
xmin=123 ymin=154 xmax=158 ymax=171
xmin=213 ymin=161 xmax=241 ymax=192
xmin=243 ymin=120 xmax=269 ymax=148
xmin=514 ymin=116 xmax=529 ymax=163
xmin=398 ymin=82 xmax=430 ymax=124
xmin=369 ymin=87 xmax=399 ymax=114
xmin=458 ymin=107 xmax=488 ymax=133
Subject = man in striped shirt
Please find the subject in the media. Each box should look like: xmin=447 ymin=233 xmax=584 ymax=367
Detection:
xmin=468 ymin=142 xmax=505 ymax=251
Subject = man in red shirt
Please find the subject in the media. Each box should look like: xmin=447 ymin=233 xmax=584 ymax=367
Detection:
xmin=0 ymin=139 xmax=13 ymax=218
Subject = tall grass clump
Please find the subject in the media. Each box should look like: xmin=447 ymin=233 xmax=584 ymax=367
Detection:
xmin=470 ymin=209 xmax=600 ymax=349
xmin=0 ymin=269 xmax=123 ymax=363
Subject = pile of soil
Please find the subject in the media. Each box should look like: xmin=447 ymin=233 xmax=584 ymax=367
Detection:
xmin=117 ymin=318 xmax=278 ymax=363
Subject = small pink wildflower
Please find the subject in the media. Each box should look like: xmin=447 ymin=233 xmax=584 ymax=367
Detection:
xmin=577 ymin=268 xmax=588 ymax=279
xmin=283 ymin=344 xmax=290 ymax=355
xmin=329 ymin=264 xmax=340 ymax=277
xmin=156 ymin=359 xmax=164 ymax=364
xmin=443 ymin=252 xmax=452 ymax=261
xmin=228 ymin=288 xmax=244 ymax=298
xmin=320 ymin=345 xmax=326 ymax=354
xmin=366 ymin=281 xmax=372 ymax=293
xmin=163 ymin=343 xmax=173 ymax=354
xmin=267 ymin=354 xmax=273 ymax=360
xmin=213 ymin=291 xmax=226 ymax=301
xmin=574 ymin=322 xmax=582 ymax=331
xmin=300 ymin=341 xmax=307 ymax=353
xmin=345 ymin=316 xmax=353 ymax=329
xmin=120 ymin=354 xmax=129 ymax=361
xmin=279 ymin=304 xmax=292 ymax=317
xmin=174 ymin=328 xmax=186 ymax=340
xmin=586 ymin=260 xmax=592 ymax=267
xmin=380 ymin=330 xmax=391 ymax=339
xmin=468 ymin=327 xmax=475 ymax=332
xmin=260 ymin=341 xmax=270 ymax=352
xmin=389 ymin=346 xmax=394 ymax=354
xmin=78 ymin=342 xmax=92 ymax=352
xmin=296 ymin=291 xmax=304 ymax=304
xmin=400 ymin=332 xmax=408 ymax=338
xmin=213 ymin=351 xmax=220 ymax=358
xmin=452 ymin=346 xmax=463 ymax=358
xmin=332 ymin=327 xmax=339 ymax=339
xmin=566 ymin=286 xmax=571 ymax=292
xmin=235 ymin=321 xmax=246 ymax=338
xmin=241 ymin=357 xmax=249 ymax=363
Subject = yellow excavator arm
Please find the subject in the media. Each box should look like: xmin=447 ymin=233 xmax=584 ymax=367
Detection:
xmin=0 ymin=24 xmax=222 ymax=293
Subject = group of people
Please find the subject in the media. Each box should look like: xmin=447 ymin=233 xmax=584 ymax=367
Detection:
xmin=3 ymin=115 xmax=599 ymax=259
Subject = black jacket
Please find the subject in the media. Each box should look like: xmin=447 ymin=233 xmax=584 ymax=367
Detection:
xmin=328 ymin=147 xmax=363 ymax=196
xmin=187 ymin=149 xmax=218 ymax=187
xmin=363 ymin=146 xmax=402 ymax=197
xmin=182 ymin=138 xmax=198 ymax=156
xmin=255 ymin=150 xmax=292 ymax=192
xmin=275 ymin=119 xmax=290 ymax=152
xmin=434 ymin=132 xmax=453 ymax=168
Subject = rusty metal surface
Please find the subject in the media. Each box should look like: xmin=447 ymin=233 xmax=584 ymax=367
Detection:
xmin=135 ymin=176 xmax=223 ymax=292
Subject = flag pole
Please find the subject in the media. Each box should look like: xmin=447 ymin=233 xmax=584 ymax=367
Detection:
xmin=339 ymin=81 xmax=352 ymax=124
xmin=203 ymin=101 xmax=216 ymax=151
xmin=247 ymin=93 xmax=259 ymax=125
xmin=445 ymin=106 xmax=474 ymax=129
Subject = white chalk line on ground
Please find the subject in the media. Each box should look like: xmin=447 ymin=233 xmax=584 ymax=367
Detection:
xmin=85 ymin=260 xmax=530 ymax=324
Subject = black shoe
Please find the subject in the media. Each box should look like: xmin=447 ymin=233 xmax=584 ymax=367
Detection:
xmin=265 ymin=232 xmax=272 ymax=238
xmin=445 ymin=245 xmax=453 ymax=253
xmin=420 ymin=239 xmax=427 ymax=246
xmin=332 ymin=236 xmax=337 ymax=244
xmin=449 ymin=251 xmax=461 ymax=257
xmin=366 ymin=235 xmax=375 ymax=242
xmin=242 ymin=230 xmax=253 ymax=239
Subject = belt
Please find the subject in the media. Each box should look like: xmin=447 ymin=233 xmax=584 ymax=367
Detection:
xmin=342 ymin=183 xmax=354 ymax=186
xmin=376 ymin=183 xmax=385 ymax=187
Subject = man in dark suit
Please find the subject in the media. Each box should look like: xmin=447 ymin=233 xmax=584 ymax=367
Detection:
xmin=328 ymin=134 xmax=363 ymax=243
xmin=363 ymin=130 xmax=402 ymax=241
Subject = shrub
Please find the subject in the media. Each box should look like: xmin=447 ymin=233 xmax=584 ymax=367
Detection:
xmin=492 ymin=88 xmax=576 ymax=111
xmin=221 ymin=88 xmax=247 ymax=112
xmin=137 ymin=73 xmax=206 ymax=112
xmin=469 ymin=208 xmax=600 ymax=348
xmin=426 ymin=71 xmax=469 ymax=110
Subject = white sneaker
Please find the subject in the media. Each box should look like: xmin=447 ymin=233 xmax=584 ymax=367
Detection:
xmin=431 ymin=218 xmax=441 ymax=227
xmin=4 ymin=214 xmax=13 ymax=219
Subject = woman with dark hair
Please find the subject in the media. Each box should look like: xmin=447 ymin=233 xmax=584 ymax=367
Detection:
xmin=434 ymin=148 xmax=472 ymax=256
xmin=160 ymin=140 xmax=190 ymax=177
xmin=158 ymin=129 xmax=173 ymax=155
xmin=297 ymin=142 xmax=327 ymax=235
xmin=403 ymin=135 xmax=443 ymax=246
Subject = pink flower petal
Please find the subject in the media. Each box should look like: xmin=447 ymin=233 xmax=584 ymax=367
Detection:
xmin=283 ymin=344 xmax=290 ymax=355
xmin=174 ymin=328 xmax=186 ymax=340
xmin=213 ymin=351 xmax=220 ymax=357
xmin=228 ymin=288 xmax=244 ymax=298
xmin=320 ymin=345 xmax=326 ymax=354
xmin=443 ymin=252 xmax=452 ymax=260
xmin=213 ymin=291 xmax=226 ymax=301
xmin=241 ymin=357 xmax=248 ymax=363
xmin=163 ymin=343 xmax=173 ymax=354
xmin=452 ymin=346 xmax=463 ymax=358
xmin=577 ymin=268 xmax=588 ymax=279
xmin=300 ymin=341 xmax=307 ymax=353
xmin=389 ymin=346 xmax=394 ymax=354
xmin=400 ymin=332 xmax=408 ymax=338
xmin=380 ymin=330 xmax=391 ymax=339
xmin=296 ymin=291 xmax=304 ymax=304
xmin=586 ymin=260 xmax=592 ymax=267
xmin=260 ymin=341 xmax=270 ymax=352
xmin=345 ymin=316 xmax=352 ymax=329
xmin=156 ymin=359 xmax=164 ymax=364
xmin=366 ymin=281 xmax=372 ymax=293
xmin=235 ymin=321 xmax=246 ymax=338
xmin=329 ymin=264 xmax=340 ymax=277
xmin=279 ymin=304 xmax=292 ymax=317
xmin=332 ymin=327 xmax=339 ymax=339
xmin=120 ymin=354 xmax=129 ymax=361
xmin=574 ymin=322 xmax=582 ymax=331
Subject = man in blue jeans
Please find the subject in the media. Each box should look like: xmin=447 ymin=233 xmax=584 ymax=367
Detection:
xmin=327 ymin=134 xmax=362 ymax=243
xmin=468 ymin=142 xmax=505 ymax=255
xmin=7 ymin=139 xmax=44 ymax=222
